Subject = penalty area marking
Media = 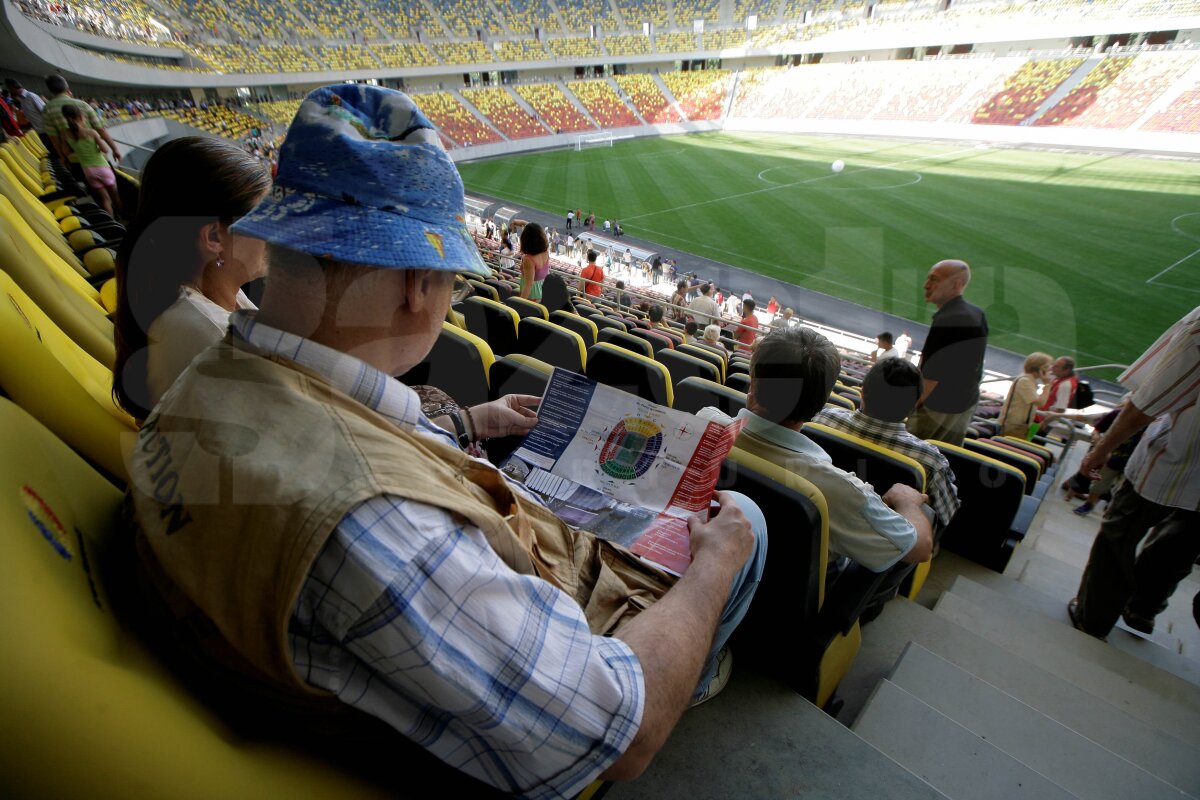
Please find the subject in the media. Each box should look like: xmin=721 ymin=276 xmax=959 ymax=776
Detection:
xmin=1146 ymin=212 xmax=1200 ymax=289
xmin=756 ymin=165 xmax=922 ymax=190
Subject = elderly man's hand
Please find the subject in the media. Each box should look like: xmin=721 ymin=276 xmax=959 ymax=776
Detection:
xmin=882 ymin=483 xmax=929 ymax=513
xmin=469 ymin=395 xmax=540 ymax=439
xmin=687 ymin=491 xmax=754 ymax=567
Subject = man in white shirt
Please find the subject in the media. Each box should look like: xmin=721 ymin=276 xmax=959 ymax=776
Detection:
xmin=689 ymin=283 xmax=721 ymax=326
xmin=871 ymin=331 xmax=899 ymax=362
xmin=1070 ymin=305 xmax=1200 ymax=639
xmin=4 ymin=78 xmax=48 ymax=150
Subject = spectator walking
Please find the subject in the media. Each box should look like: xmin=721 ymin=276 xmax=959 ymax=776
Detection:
xmin=997 ymin=352 xmax=1051 ymax=439
xmin=736 ymin=298 xmax=759 ymax=349
xmin=580 ymin=249 xmax=604 ymax=298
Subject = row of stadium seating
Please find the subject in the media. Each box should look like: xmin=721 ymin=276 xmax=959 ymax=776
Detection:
xmin=515 ymin=83 xmax=595 ymax=133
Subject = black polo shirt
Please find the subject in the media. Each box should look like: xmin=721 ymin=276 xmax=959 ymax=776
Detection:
xmin=919 ymin=295 xmax=989 ymax=414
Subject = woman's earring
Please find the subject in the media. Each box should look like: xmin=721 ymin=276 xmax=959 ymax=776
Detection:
xmin=216 ymin=256 xmax=225 ymax=268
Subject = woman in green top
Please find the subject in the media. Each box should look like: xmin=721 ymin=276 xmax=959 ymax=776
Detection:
xmin=62 ymin=104 xmax=123 ymax=218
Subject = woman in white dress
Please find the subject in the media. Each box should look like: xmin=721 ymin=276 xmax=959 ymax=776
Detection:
xmin=113 ymin=137 xmax=272 ymax=419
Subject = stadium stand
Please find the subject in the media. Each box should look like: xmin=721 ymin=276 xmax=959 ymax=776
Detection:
xmin=364 ymin=0 xmax=443 ymax=38
xmin=504 ymin=0 xmax=561 ymax=35
xmin=312 ymin=45 xmax=379 ymax=71
xmin=805 ymin=62 xmax=895 ymax=120
xmin=655 ymin=31 xmax=700 ymax=53
xmin=555 ymin=0 xmax=619 ymax=32
xmin=701 ymin=30 xmax=743 ymax=51
xmin=569 ymin=80 xmax=642 ymax=128
xmin=604 ymin=33 xmax=653 ymax=56
xmin=218 ymin=0 xmax=301 ymax=39
xmin=671 ymin=0 xmax=722 ymax=24
xmin=969 ymin=57 xmax=1086 ymax=125
xmin=250 ymin=99 xmax=302 ymax=127
xmin=1043 ymin=52 xmax=1198 ymax=129
xmin=423 ymin=0 xmax=502 ymax=35
xmin=732 ymin=0 xmax=779 ymax=23
xmin=547 ymin=36 xmax=607 ymax=59
xmin=614 ymin=74 xmax=683 ymax=122
xmin=498 ymin=39 xmax=551 ymax=61
xmin=616 ymin=0 xmax=669 ymax=26
xmin=185 ymin=43 xmax=277 ymax=74
xmin=462 ymin=87 xmax=546 ymax=139
xmin=1144 ymin=81 xmax=1200 ymax=132
xmin=515 ymin=84 xmax=595 ymax=133
xmin=435 ymin=40 xmax=494 ymax=65
xmin=660 ymin=70 xmax=732 ymax=120
xmin=292 ymin=0 xmax=380 ymax=39
xmin=873 ymin=59 xmax=1001 ymax=122
xmin=372 ymin=42 xmax=440 ymax=68
xmin=162 ymin=105 xmax=263 ymax=140
xmin=413 ymin=92 xmax=502 ymax=147
xmin=1033 ymin=56 xmax=1135 ymax=127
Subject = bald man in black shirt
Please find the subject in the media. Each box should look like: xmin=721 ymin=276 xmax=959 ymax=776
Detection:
xmin=907 ymin=260 xmax=989 ymax=446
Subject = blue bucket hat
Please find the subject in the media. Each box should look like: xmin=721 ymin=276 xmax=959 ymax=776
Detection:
xmin=231 ymin=84 xmax=487 ymax=276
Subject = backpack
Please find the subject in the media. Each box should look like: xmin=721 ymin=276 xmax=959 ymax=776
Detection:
xmin=1071 ymin=380 xmax=1094 ymax=409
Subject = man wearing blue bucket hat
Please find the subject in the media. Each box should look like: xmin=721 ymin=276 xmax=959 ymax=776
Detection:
xmin=127 ymin=85 xmax=766 ymax=798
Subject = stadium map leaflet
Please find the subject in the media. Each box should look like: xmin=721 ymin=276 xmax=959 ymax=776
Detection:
xmin=502 ymin=369 xmax=745 ymax=575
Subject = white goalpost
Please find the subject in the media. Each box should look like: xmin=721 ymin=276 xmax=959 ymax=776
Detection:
xmin=575 ymin=131 xmax=615 ymax=151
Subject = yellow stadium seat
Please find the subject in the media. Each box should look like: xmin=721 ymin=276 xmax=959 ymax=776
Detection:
xmin=0 ymin=270 xmax=134 ymax=481
xmin=0 ymin=397 xmax=394 ymax=799
xmin=0 ymin=163 xmax=90 ymax=276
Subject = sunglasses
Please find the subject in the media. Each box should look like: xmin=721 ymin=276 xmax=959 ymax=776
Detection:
xmin=451 ymin=275 xmax=473 ymax=303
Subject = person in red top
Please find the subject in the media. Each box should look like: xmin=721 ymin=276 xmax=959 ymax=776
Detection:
xmin=580 ymin=249 xmax=604 ymax=298
xmin=736 ymin=298 xmax=760 ymax=348
xmin=1038 ymin=356 xmax=1079 ymax=413
xmin=767 ymin=296 xmax=779 ymax=315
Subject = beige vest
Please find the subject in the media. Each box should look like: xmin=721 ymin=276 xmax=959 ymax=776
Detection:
xmin=129 ymin=335 xmax=672 ymax=696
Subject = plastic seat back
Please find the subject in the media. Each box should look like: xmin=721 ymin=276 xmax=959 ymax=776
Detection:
xmin=550 ymin=310 xmax=598 ymax=345
xmin=597 ymin=327 xmax=654 ymax=358
xmin=505 ymin=295 xmax=549 ymax=321
xmin=630 ymin=327 xmax=673 ymax=354
xmin=462 ymin=295 xmax=520 ymax=357
xmin=933 ymin=441 xmax=1026 ymax=572
xmin=657 ymin=349 xmax=720 ymax=388
xmin=467 ymin=278 xmax=499 ymax=301
xmin=677 ymin=343 xmax=726 ymax=383
xmin=0 ymin=398 xmax=391 ymax=799
xmin=585 ymin=342 xmax=673 ymax=407
xmin=489 ymin=354 xmax=554 ymax=401
xmin=725 ymin=372 xmax=750 ymax=393
xmin=672 ymin=376 xmax=746 ymax=416
xmin=802 ymin=423 xmax=927 ymax=495
xmin=963 ymin=439 xmax=1041 ymax=494
xmin=516 ymin=317 xmax=587 ymax=374
xmin=398 ymin=322 xmax=494 ymax=408
xmin=0 ymin=270 xmax=134 ymax=481
xmin=0 ymin=163 xmax=87 ymax=275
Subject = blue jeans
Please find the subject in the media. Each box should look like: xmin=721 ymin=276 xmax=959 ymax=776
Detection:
xmin=693 ymin=490 xmax=769 ymax=697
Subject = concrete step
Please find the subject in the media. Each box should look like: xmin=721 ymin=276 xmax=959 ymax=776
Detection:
xmin=889 ymin=642 xmax=1195 ymax=800
xmin=933 ymin=591 xmax=1200 ymax=749
xmin=947 ymin=575 xmax=1196 ymax=685
xmin=859 ymin=599 xmax=1200 ymax=790
xmin=854 ymin=680 xmax=1079 ymax=800
xmin=607 ymin=669 xmax=947 ymax=799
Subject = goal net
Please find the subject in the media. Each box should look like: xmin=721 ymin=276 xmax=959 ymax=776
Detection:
xmin=575 ymin=132 xmax=614 ymax=151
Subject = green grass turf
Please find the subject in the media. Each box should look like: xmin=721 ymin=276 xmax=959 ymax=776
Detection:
xmin=457 ymin=132 xmax=1200 ymax=368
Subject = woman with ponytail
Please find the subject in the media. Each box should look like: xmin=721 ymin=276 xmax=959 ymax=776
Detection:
xmin=61 ymin=103 xmax=122 ymax=217
xmin=113 ymin=136 xmax=271 ymax=420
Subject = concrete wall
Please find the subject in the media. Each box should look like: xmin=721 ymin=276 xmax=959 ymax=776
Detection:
xmin=449 ymin=120 xmax=722 ymax=162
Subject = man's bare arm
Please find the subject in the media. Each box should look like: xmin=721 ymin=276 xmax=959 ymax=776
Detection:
xmin=1079 ymin=402 xmax=1155 ymax=478
xmin=883 ymin=484 xmax=933 ymax=564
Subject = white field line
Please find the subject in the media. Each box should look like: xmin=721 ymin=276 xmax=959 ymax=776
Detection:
xmin=620 ymin=144 xmax=979 ymax=223
xmin=1147 ymin=212 xmax=1200 ymax=285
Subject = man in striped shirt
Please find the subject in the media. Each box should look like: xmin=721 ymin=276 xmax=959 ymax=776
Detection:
xmin=1070 ymin=305 xmax=1200 ymax=639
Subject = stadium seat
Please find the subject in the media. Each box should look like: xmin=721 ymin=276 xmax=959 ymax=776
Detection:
xmin=656 ymin=348 xmax=720 ymax=387
xmin=677 ymin=343 xmax=726 ymax=383
xmin=933 ymin=441 xmax=1029 ymax=573
xmin=467 ymin=278 xmax=499 ymax=301
xmin=486 ymin=354 xmax=555 ymax=466
xmin=718 ymin=448 xmax=861 ymax=710
xmin=727 ymin=360 xmax=749 ymax=377
xmin=505 ymin=296 xmax=549 ymax=321
xmin=996 ymin=436 xmax=1056 ymax=469
xmin=585 ymin=342 xmax=673 ymax=407
xmin=588 ymin=314 xmax=631 ymax=335
xmin=485 ymin=278 xmax=513 ymax=301
xmin=963 ymin=439 xmax=1041 ymax=495
xmin=672 ymin=376 xmax=746 ymax=417
xmin=597 ymin=327 xmax=654 ymax=358
xmin=516 ymin=317 xmax=588 ymax=374
xmin=462 ymin=296 xmax=521 ymax=357
xmin=0 ymin=398 xmax=398 ymax=800
xmin=824 ymin=393 xmax=854 ymax=411
xmin=630 ymin=328 xmax=674 ymax=354
xmin=0 ymin=163 xmax=93 ymax=276
xmin=0 ymin=270 xmax=135 ymax=482
xmin=725 ymin=373 xmax=751 ymax=393
xmin=0 ymin=201 xmax=115 ymax=368
xmin=549 ymin=310 xmax=598 ymax=345
xmin=398 ymin=322 xmax=494 ymax=408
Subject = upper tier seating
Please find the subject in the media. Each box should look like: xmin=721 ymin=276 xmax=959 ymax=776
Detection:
xmin=617 ymin=0 xmax=669 ymax=26
xmin=461 ymin=87 xmax=547 ymax=139
xmin=548 ymin=36 xmax=607 ymax=59
xmin=655 ymin=31 xmax=700 ymax=53
xmin=313 ymin=45 xmax=379 ymax=71
xmin=556 ymin=0 xmax=619 ymax=31
xmin=498 ymin=39 xmax=551 ymax=61
xmin=605 ymin=34 xmax=653 ymax=57
xmin=672 ymin=0 xmax=722 ymax=24
xmin=248 ymin=99 xmax=301 ymax=127
xmin=661 ymin=70 xmax=732 ymax=120
xmin=733 ymin=0 xmax=778 ymax=23
xmin=969 ymin=57 xmax=1086 ymax=125
xmin=292 ymin=0 xmax=380 ymax=39
xmin=614 ymin=74 xmax=683 ymax=122
xmin=219 ymin=0 xmax=295 ymax=39
xmin=426 ymin=0 xmax=504 ymax=35
xmin=186 ymin=44 xmax=277 ymax=74
xmin=436 ymin=41 xmax=494 ymax=65
xmin=569 ymin=80 xmax=642 ymax=128
xmin=373 ymin=43 xmax=440 ymax=68
xmin=1038 ymin=53 xmax=1198 ymax=129
xmin=413 ymin=92 xmax=502 ymax=147
xmin=701 ymin=30 xmax=745 ymax=51
xmin=365 ymin=0 xmax=443 ymax=37
xmin=505 ymin=0 xmax=561 ymax=34
xmin=515 ymin=84 xmax=596 ymax=133
xmin=1033 ymin=56 xmax=1134 ymax=127
xmin=162 ymin=105 xmax=262 ymax=141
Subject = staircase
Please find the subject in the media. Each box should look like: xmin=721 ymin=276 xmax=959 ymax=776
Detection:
xmin=608 ymin=439 xmax=1200 ymax=798
xmin=608 ymin=76 xmax=649 ymax=125
xmin=559 ymin=80 xmax=602 ymax=128
xmin=651 ymin=72 xmax=689 ymax=121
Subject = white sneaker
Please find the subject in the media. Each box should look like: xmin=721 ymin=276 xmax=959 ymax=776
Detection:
xmin=690 ymin=646 xmax=733 ymax=708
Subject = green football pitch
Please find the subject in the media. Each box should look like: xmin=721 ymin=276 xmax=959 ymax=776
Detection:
xmin=457 ymin=131 xmax=1200 ymax=368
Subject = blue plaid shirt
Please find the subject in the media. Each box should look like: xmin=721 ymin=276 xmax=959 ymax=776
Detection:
xmin=230 ymin=312 xmax=644 ymax=799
